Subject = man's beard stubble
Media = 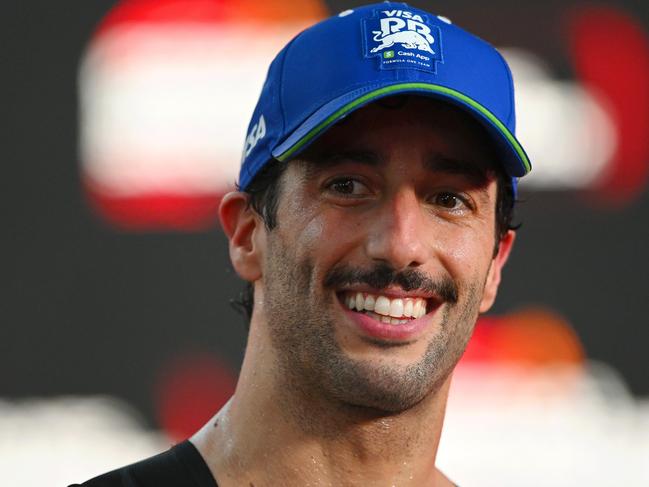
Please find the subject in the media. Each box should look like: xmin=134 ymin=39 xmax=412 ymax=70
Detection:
xmin=263 ymin=238 xmax=483 ymax=416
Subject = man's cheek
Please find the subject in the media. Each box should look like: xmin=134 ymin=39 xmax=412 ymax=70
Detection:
xmin=300 ymin=217 xmax=326 ymax=248
xmin=440 ymin=229 xmax=493 ymax=268
xmin=297 ymin=210 xmax=360 ymax=259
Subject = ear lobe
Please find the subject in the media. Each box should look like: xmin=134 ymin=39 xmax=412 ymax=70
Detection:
xmin=479 ymin=230 xmax=516 ymax=313
xmin=219 ymin=191 xmax=263 ymax=282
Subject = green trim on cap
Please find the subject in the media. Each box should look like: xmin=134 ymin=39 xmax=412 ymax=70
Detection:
xmin=275 ymin=82 xmax=531 ymax=174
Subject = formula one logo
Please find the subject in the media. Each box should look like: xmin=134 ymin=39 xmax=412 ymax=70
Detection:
xmin=363 ymin=9 xmax=442 ymax=72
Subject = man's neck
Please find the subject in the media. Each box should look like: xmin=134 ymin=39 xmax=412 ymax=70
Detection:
xmin=192 ymin=330 xmax=454 ymax=486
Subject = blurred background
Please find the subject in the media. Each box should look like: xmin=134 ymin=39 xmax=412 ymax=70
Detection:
xmin=2 ymin=0 xmax=649 ymax=485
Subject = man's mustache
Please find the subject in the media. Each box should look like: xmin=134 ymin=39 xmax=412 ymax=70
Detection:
xmin=324 ymin=263 xmax=458 ymax=304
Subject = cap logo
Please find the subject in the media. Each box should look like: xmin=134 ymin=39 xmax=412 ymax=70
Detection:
xmin=363 ymin=9 xmax=442 ymax=72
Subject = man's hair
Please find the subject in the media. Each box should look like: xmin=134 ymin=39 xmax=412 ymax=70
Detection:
xmin=231 ymin=156 xmax=518 ymax=325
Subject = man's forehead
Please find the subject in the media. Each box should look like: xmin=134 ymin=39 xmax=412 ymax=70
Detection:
xmin=298 ymin=95 xmax=500 ymax=179
xmin=332 ymin=95 xmax=493 ymax=134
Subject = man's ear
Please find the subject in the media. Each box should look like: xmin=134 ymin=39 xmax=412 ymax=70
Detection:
xmin=219 ymin=191 xmax=264 ymax=282
xmin=479 ymin=230 xmax=516 ymax=313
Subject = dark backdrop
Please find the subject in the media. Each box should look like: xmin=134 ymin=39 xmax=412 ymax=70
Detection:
xmin=3 ymin=0 xmax=648 ymax=427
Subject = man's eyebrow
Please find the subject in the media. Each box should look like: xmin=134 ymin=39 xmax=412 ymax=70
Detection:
xmin=302 ymin=150 xmax=381 ymax=178
xmin=424 ymin=155 xmax=492 ymax=186
xmin=314 ymin=150 xmax=380 ymax=166
xmin=301 ymin=150 xmax=494 ymax=186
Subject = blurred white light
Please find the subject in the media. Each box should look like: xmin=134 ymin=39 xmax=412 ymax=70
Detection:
xmin=438 ymin=361 xmax=649 ymax=486
xmin=0 ymin=397 xmax=166 ymax=486
xmin=79 ymin=24 xmax=304 ymax=196
xmin=502 ymin=48 xmax=618 ymax=190
xmin=2 ymin=367 xmax=648 ymax=487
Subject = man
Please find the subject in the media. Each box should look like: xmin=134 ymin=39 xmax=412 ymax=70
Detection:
xmin=75 ymin=2 xmax=530 ymax=486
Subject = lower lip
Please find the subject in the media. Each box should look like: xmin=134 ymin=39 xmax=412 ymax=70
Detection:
xmin=339 ymin=299 xmax=438 ymax=343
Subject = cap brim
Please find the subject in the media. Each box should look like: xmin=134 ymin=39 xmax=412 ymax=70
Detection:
xmin=271 ymin=82 xmax=531 ymax=178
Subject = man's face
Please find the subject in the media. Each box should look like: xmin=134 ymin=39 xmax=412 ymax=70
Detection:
xmin=258 ymin=97 xmax=510 ymax=412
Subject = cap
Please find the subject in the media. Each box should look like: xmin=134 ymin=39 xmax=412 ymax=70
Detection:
xmin=238 ymin=2 xmax=531 ymax=191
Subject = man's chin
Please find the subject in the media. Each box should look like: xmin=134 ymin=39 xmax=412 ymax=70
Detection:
xmin=319 ymin=354 xmax=445 ymax=414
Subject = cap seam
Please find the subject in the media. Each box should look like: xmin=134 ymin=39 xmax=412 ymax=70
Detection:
xmin=277 ymin=34 xmax=302 ymax=154
xmin=495 ymin=49 xmax=515 ymax=127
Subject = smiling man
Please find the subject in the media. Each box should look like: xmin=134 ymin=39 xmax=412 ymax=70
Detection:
xmin=75 ymin=2 xmax=530 ymax=486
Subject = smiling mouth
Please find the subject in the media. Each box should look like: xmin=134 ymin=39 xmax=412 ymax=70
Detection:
xmin=338 ymin=291 xmax=434 ymax=325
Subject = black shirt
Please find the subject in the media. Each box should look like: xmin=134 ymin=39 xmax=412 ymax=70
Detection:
xmin=72 ymin=440 xmax=459 ymax=486
xmin=70 ymin=440 xmax=218 ymax=487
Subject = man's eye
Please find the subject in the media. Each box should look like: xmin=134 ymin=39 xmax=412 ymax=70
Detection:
xmin=433 ymin=192 xmax=466 ymax=210
xmin=326 ymin=178 xmax=370 ymax=196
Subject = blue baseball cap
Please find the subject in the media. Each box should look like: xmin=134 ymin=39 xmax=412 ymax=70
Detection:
xmin=238 ymin=2 xmax=531 ymax=191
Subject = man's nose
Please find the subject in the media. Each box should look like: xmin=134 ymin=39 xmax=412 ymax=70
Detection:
xmin=364 ymin=188 xmax=429 ymax=270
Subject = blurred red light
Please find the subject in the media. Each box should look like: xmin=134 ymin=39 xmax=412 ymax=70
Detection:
xmin=85 ymin=181 xmax=223 ymax=231
xmin=96 ymin=0 xmax=326 ymax=31
xmin=568 ymin=7 xmax=649 ymax=204
xmin=96 ymin=0 xmax=227 ymax=33
xmin=155 ymin=353 xmax=237 ymax=442
xmin=462 ymin=309 xmax=584 ymax=367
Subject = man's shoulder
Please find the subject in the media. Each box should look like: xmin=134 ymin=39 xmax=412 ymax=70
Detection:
xmin=69 ymin=440 xmax=218 ymax=487
xmin=69 ymin=468 xmax=124 ymax=487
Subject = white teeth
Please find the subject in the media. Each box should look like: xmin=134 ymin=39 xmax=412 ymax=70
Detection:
xmin=355 ymin=292 xmax=364 ymax=311
xmin=404 ymin=299 xmax=414 ymax=317
xmin=381 ymin=315 xmax=391 ymax=324
xmin=374 ymin=296 xmax=391 ymax=315
xmin=343 ymin=292 xmax=428 ymax=322
xmin=413 ymin=300 xmax=422 ymax=318
xmin=389 ymin=299 xmax=404 ymax=318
